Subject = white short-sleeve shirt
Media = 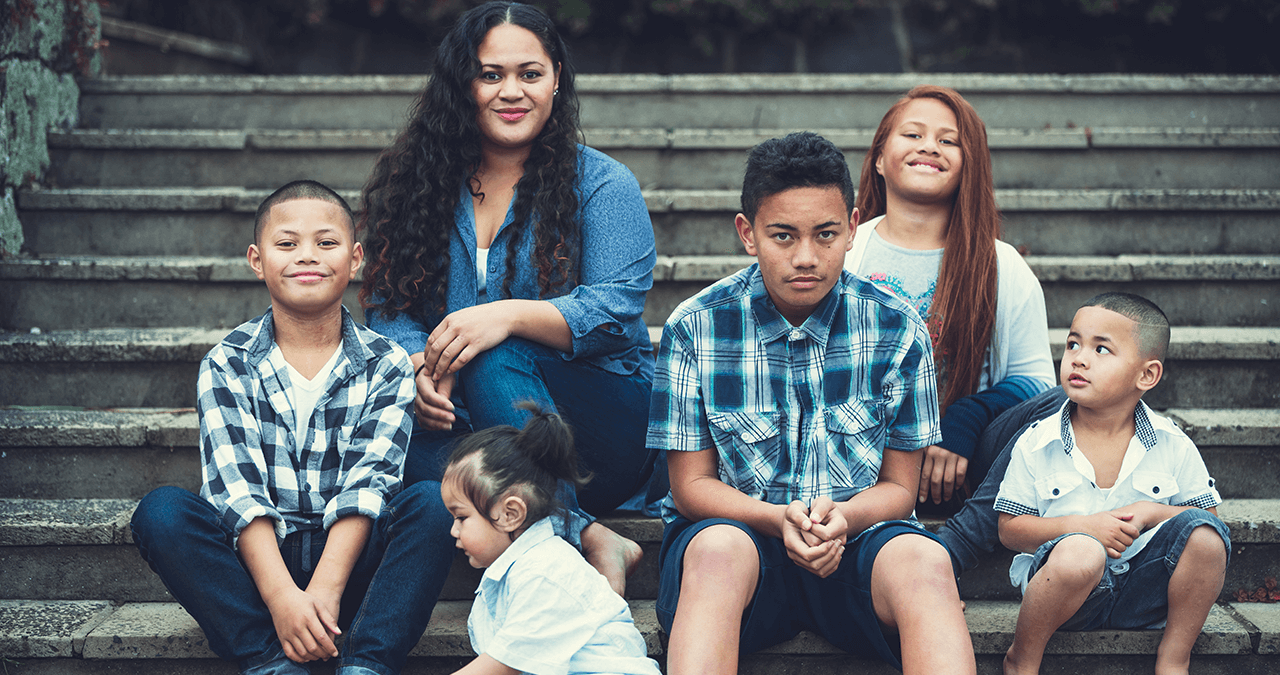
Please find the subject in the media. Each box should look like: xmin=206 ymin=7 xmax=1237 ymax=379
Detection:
xmin=468 ymin=517 xmax=661 ymax=675
xmin=995 ymin=399 xmax=1221 ymax=592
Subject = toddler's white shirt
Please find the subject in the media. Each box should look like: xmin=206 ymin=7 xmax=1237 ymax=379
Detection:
xmin=468 ymin=517 xmax=661 ymax=675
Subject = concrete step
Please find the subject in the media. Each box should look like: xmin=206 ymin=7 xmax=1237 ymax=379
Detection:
xmin=2 ymin=253 xmax=1275 ymax=331
xmin=0 ymin=498 xmax=1276 ymax=605
xmin=76 ymin=74 xmax=1280 ymax=130
xmin=3 ymin=598 xmax=1278 ymax=674
xmin=16 ymin=187 xmax=1280 ymax=257
xmin=45 ymin=127 xmax=1280 ymax=190
xmin=1 ymin=326 xmax=1276 ymax=409
xmin=2 ymin=407 xmax=1275 ymax=501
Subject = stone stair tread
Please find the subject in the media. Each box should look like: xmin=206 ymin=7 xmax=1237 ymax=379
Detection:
xmin=2 ymin=406 xmax=1274 ymax=451
xmin=4 ymin=253 xmax=1277 ymax=284
xmin=1231 ymin=603 xmax=1280 ymax=655
xmin=2 ymin=498 xmax=1276 ymax=548
xmin=47 ymin=126 xmax=1280 ymax=150
xmin=5 ymin=326 xmax=1272 ymax=363
xmin=0 ymin=498 xmax=135 ymax=545
xmin=0 ymin=599 xmax=115 ymax=658
xmin=2 ymin=599 xmax=1269 ymax=661
xmin=77 ymin=72 xmax=1280 ymax=95
xmin=19 ymin=186 xmax=1280 ymax=212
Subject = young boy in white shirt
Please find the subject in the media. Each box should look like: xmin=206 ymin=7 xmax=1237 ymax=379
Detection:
xmin=995 ymin=292 xmax=1229 ymax=675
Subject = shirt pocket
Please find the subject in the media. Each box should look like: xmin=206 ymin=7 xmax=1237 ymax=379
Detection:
xmin=706 ymin=410 xmax=782 ymax=495
xmin=1034 ymin=472 xmax=1083 ymax=502
xmin=1131 ymin=470 xmax=1179 ymax=502
xmin=823 ymin=399 xmax=885 ymax=489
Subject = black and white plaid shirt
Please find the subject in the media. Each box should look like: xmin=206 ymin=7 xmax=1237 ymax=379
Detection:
xmin=197 ymin=307 xmax=415 ymax=543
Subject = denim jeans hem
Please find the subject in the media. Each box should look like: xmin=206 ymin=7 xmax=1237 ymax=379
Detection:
xmin=335 ymin=658 xmax=394 ymax=675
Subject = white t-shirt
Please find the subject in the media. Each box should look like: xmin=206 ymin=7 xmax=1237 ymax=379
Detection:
xmin=469 ymin=517 xmax=661 ymax=675
xmin=994 ymin=399 xmax=1221 ymax=593
xmin=477 ymin=246 xmax=490 ymax=294
xmin=283 ymin=342 xmax=344 ymax=436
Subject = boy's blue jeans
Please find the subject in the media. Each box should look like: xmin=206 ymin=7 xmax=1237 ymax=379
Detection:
xmin=130 ymin=483 xmax=455 ymax=675
xmin=404 ymin=337 xmax=659 ymax=540
xmin=937 ymin=387 xmax=1069 ymax=572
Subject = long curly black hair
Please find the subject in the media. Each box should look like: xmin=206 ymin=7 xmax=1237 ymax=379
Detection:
xmin=359 ymin=1 xmax=582 ymax=323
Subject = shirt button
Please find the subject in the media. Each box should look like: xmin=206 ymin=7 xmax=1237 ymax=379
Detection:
xmin=303 ymin=483 xmax=311 ymax=491
xmin=789 ymin=329 xmax=802 ymax=341
xmin=1052 ymin=488 xmax=1060 ymax=496
xmin=1153 ymin=486 xmax=1160 ymax=494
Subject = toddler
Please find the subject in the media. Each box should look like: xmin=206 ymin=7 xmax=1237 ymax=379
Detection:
xmin=441 ymin=402 xmax=661 ymax=675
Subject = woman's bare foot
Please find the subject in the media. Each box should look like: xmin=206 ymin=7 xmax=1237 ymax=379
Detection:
xmin=581 ymin=522 xmax=643 ymax=597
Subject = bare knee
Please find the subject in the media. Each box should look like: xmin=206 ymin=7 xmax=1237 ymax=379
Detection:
xmin=682 ymin=525 xmax=759 ymax=593
xmin=1040 ymin=535 xmax=1106 ymax=587
xmin=1179 ymin=525 xmax=1227 ymax=568
xmin=872 ymin=536 xmax=961 ymax=625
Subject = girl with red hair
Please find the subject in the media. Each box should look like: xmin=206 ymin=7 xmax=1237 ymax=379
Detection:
xmin=846 ymin=85 xmax=1056 ymax=512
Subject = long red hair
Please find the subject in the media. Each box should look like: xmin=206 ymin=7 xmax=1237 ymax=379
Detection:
xmin=857 ymin=85 xmax=1000 ymax=412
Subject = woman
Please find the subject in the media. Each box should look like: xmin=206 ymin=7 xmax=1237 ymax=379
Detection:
xmin=846 ymin=85 xmax=1057 ymax=511
xmin=359 ymin=1 xmax=654 ymax=592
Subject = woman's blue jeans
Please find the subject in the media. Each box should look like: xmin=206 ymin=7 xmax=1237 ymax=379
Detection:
xmin=130 ymin=483 xmax=455 ymax=675
xmin=404 ymin=337 xmax=657 ymax=535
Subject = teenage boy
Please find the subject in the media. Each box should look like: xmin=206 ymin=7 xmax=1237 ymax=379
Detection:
xmin=649 ymin=132 xmax=975 ymax=675
xmin=996 ymin=292 xmax=1229 ymax=675
xmin=131 ymin=181 xmax=455 ymax=675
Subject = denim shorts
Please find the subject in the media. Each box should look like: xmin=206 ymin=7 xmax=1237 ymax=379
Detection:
xmin=1026 ymin=509 xmax=1231 ymax=631
xmin=656 ymin=515 xmax=950 ymax=668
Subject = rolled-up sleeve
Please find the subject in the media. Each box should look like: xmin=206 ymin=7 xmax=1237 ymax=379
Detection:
xmin=546 ymin=157 xmax=655 ymax=362
xmin=323 ymin=346 xmax=415 ymax=529
xmin=198 ymin=354 xmax=284 ymax=542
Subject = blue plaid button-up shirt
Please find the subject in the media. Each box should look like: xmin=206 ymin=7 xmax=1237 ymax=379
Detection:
xmin=197 ymin=307 xmax=415 ymax=543
xmin=647 ymin=265 xmax=942 ymax=523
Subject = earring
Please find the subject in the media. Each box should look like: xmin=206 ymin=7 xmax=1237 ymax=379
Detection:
xmin=554 ymin=88 xmax=559 ymax=96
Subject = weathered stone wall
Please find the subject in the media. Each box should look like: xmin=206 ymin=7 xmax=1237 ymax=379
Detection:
xmin=1 ymin=0 xmax=101 ymax=257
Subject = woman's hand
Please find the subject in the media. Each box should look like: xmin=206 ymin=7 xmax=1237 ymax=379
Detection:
xmin=918 ymin=445 xmax=968 ymax=504
xmin=423 ymin=303 xmax=517 ymax=381
xmin=414 ymin=367 xmax=456 ymax=430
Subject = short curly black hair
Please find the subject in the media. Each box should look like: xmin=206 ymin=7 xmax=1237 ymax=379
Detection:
xmin=740 ymin=131 xmax=855 ymax=222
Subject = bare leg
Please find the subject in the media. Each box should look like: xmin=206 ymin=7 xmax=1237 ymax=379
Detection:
xmin=581 ymin=522 xmax=643 ymax=597
xmin=1003 ymin=535 xmax=1106 ymax=675
xmin=666 ymin=526 xmax=759 ymax=675
xmin=871 ymin=535 xmax=976 ymax=675
xmin=1155 ymin=525 xmax=1227 ymax=675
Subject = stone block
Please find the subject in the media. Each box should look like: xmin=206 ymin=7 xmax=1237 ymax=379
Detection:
xmin=0 ymin=498 xmax=135 ymax=545
xmin=1231 ymin=602 xmax=1280 ymax=655
xmin=0 ymin=599 xmax=113 ymax=659
xmin=82 ymin=603 xmax=214 ymax=659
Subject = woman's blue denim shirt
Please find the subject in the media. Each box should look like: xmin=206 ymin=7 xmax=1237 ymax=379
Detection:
xmin=367 ymin=145 xmax=656 ymax=381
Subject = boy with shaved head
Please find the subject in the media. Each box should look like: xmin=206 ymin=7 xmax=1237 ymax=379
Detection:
xmin=996 ymin=292 xmax=1228 ymax=675
xmin=132 ymin=180 xmax=453 ymax=675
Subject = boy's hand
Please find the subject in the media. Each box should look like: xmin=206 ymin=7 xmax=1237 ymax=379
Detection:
xmin=806 ymin=496 xmax=850 ymax=546
xmin=1079 ymin=511 xmax=1140 ymax=559
xmin=264 ymin=586 xmax=341 ymax=662
xmin=781 ymin=500 xmax=844 ymax=578
xmin=1115 ymin=501 xmax=1164 ymax=532
xmin=414 ymin=366 xmax=455 ymax=430
xmin=918 ymin=445 xmax=968 ymax=504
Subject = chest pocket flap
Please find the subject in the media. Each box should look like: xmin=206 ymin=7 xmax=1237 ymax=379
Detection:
xmin=1131 ymin=471 xmax=1179 ymax=500
xmin=824 ymin=399 xmax=881 ymax=437
xmin=1034 ymin=472 xmax=1083 ymax=501
xmin=707 ymin=410 xmax=782 ymax=444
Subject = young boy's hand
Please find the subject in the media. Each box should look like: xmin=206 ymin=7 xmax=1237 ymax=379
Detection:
xmin=414 ymin=367 xmax=456 ymax=430
xmin=1079 ymin=511 xmax=1140 ymax=558
xmin=265 ymin=586 xmax=341 ymax=662
xmin=781 ymin=500 xmax=845 ymax=578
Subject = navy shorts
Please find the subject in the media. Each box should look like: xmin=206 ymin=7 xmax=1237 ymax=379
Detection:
xmin=656 ymin=515 xmax=952 ymax=668
xmin=1027 ymin=509 xmax=1231 ymax=631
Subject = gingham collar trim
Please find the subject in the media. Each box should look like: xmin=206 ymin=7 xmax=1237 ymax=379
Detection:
xmin=1059 ymin=399 xmax=1159 ymax=456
